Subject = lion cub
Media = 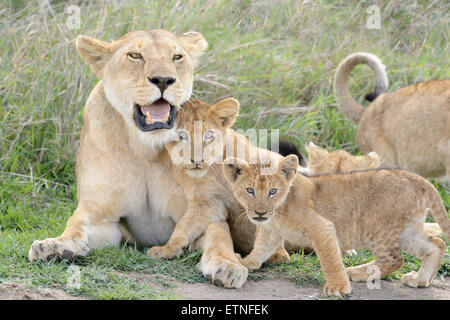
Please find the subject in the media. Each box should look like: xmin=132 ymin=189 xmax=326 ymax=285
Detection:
xmin=147 ymin=98 xmax=288 ymax=262
xmin=147 ymin=98 xmax=241 ymax=259
xmin=299 ymin=141 xmax=381 ymax=175
xmin=303 ymin=142 xmax=442 ymax=237
xmin=224 ymin=155 xmax=450 ymax=296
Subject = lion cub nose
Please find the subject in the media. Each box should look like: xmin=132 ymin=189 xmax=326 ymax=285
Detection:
xmin=191 ymin=159 xmax=204 ymax=165
xmin=148 ymin=76 xmax=176 ymax=93
xmin=254 ymin=210 xmax=268 ymax=217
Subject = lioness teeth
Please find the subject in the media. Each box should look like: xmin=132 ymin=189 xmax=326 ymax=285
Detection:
xmin=145 ymin=111 xmax=170 ymax=125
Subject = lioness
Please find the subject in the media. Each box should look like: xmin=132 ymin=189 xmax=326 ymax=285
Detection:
xmin=147 ymin=98 xmax=290 ymax=265
xmin=225 ymin=156 xmax=450 ymax=296
xmin=334 ymin=52 xmax=449 ymax=181
xmin=27 ymin=30 xmax=292 ymax=288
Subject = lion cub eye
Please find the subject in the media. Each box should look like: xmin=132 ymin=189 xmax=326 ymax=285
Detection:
xmin=204 ymin=130 xmax=215 ymax=141
xmin=173 ymin=54 xmax=183 ymax=61
xmin=269 ymin=188 xmax=278 ymax=196
xmin=178 ymin=130 xmax=189 ymax=141
xmin=128 ymin=52 xmax=143 ymax=60
xmin=245 ymin=187 xmax=255 ymax=195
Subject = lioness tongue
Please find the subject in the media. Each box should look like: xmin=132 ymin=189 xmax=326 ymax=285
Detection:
xmin=140 ymin=99 xmax=170 ymax=122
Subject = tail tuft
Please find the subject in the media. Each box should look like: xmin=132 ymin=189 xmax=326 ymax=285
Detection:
xmin=274 ymin=139 xmax=308 ymax=167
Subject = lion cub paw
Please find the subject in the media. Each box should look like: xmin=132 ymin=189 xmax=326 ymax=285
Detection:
xmin=242 ymin=257 xmax=262 ymax=271
xmin=268 ymin=248 xmax=290 ymax=264
xmin=401 ymin=271 xmax=430 ymax=288
xmin=323 ymin=280 xmax=352 ymax=297
xmin=147 ymin=244 xmax=183 ymax=259
xmin=345 ymin=266 xmax=370 ymax=282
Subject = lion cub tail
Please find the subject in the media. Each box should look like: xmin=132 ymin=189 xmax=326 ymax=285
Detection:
xmin=333 ymin=52 xmax=389 ymax=123
xmin=424 ymin=181 xmax=450 ymax=239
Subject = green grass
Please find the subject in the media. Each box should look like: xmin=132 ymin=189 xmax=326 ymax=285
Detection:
xmin=0 ymin=0 xmax=449 ymax=299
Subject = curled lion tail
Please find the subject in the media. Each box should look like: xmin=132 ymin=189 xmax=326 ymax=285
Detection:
xmin=333 ymin=52 xmax=389 ymax=123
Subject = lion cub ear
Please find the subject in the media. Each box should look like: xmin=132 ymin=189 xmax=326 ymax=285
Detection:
xmin=177 ymin=31 xmax=208 ymax=66
xmin=209 ymin=98 xmax=240 ymax=128
xmin=279 ymin=155 xmax=299 ymax=181
xmin=223 ymin=157 xmax=249 ymax=183
xmin=76 ymin=35 xmax=112 ymax=79
xmin=307 ymin=141 xmax=328 ymax=164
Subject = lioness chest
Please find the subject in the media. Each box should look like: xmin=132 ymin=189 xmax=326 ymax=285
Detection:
xmin=124 ymin=159 xmax=187 ymax=246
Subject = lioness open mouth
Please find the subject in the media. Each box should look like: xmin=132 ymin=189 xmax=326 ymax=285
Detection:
xmin=134 ymin=98 xmax=177 ymax=132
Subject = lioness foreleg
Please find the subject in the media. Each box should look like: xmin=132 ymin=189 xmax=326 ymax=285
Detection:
xmin=29 ymin=204 xmax=122 ymax=262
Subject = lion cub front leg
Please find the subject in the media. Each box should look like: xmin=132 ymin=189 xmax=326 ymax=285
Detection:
xmin=238 ymin=225 xmax=284 ymax=271
xmin=307 ymin=214 xmax=352 ymax=297
xmin=148 ymin=202 xmax=226 ymax=259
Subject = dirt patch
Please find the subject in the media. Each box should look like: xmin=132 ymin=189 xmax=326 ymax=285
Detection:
xmin=175 ymin=276 xmax=450 ymax=300
xmin=0 ymin=283 xmax=88 ymax=300
xmin=1 ymin=276 xmax=448 ymax=300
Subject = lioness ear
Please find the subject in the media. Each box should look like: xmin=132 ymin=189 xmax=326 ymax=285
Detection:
xmin=76 ymin=35 xmax=112 ymax=79
xmin=279 ymin=155 xmax=299 ymax=181
xmin=223 ymin=157 xmax=248 ymax=183
xmin=177 ymin=31 xmax=208 ymax=66
xmin=210 ymin=98 xmax=240 ymax=128
xmin=307 ymin=141 xmax=328 ymax=164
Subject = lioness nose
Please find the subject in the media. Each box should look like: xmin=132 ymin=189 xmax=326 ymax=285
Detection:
xmin=148 ymin=76 xmax=176 ymax=93
xmin=254 ymin=210 xmax=268 ymax=217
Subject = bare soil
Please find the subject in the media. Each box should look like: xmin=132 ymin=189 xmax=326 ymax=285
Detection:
xmin=1 ymin=276 xmax=449 ymax=300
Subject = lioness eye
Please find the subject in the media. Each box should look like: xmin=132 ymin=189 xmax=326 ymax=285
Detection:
xmin=204 ymin=130 xmax=214 ymax=141
xmin=269 ymin=188 xmax=278 ymax=196
xmin=173 ymin=54 xmax=183 ymax=61
xmin=246 ymin=187 xmax=255 ymax=195
xmin=128 ymin=52 xmax=143 ymax=60
xmin=178 ymin=131 xmax=189 ymax=141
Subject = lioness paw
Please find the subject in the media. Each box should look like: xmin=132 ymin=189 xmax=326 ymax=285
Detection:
xmin=28 ymin=237 xmax=89 ymax=262
xmin=323 ymin=280 xmax=352 ymax=297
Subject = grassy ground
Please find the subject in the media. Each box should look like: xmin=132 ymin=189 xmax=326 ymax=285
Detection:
xmin=0 ymin=0 xmax=449 ymax=299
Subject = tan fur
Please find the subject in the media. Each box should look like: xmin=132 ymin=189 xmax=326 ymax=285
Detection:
xmin=28 ymin=29 xmax=210 ymax=262
xmin=27 ymin=31 xmax=297 ymax=289
xmin=334 ymin=52 xmax=450 ymax=181
xmin=303 ymin=142 xmax=381 ymax=174
xmin=225 ymin=156 xmax=450 ymax=296
xmin=148 ymin=98 xmax=291 ymax=265
xmin=305 ymin=142 xmax=442 ymax=237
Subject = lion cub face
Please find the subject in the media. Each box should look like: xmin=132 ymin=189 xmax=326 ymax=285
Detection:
xmin=305 ymin=142 xmax=381 ymax=174
xmin=76 ymin=30 xmax=207 ymax=143
xmin=223 ymin=155 xmax=299 ymax=224
xmin=166 ymin=98 xmax=240 ymax=178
